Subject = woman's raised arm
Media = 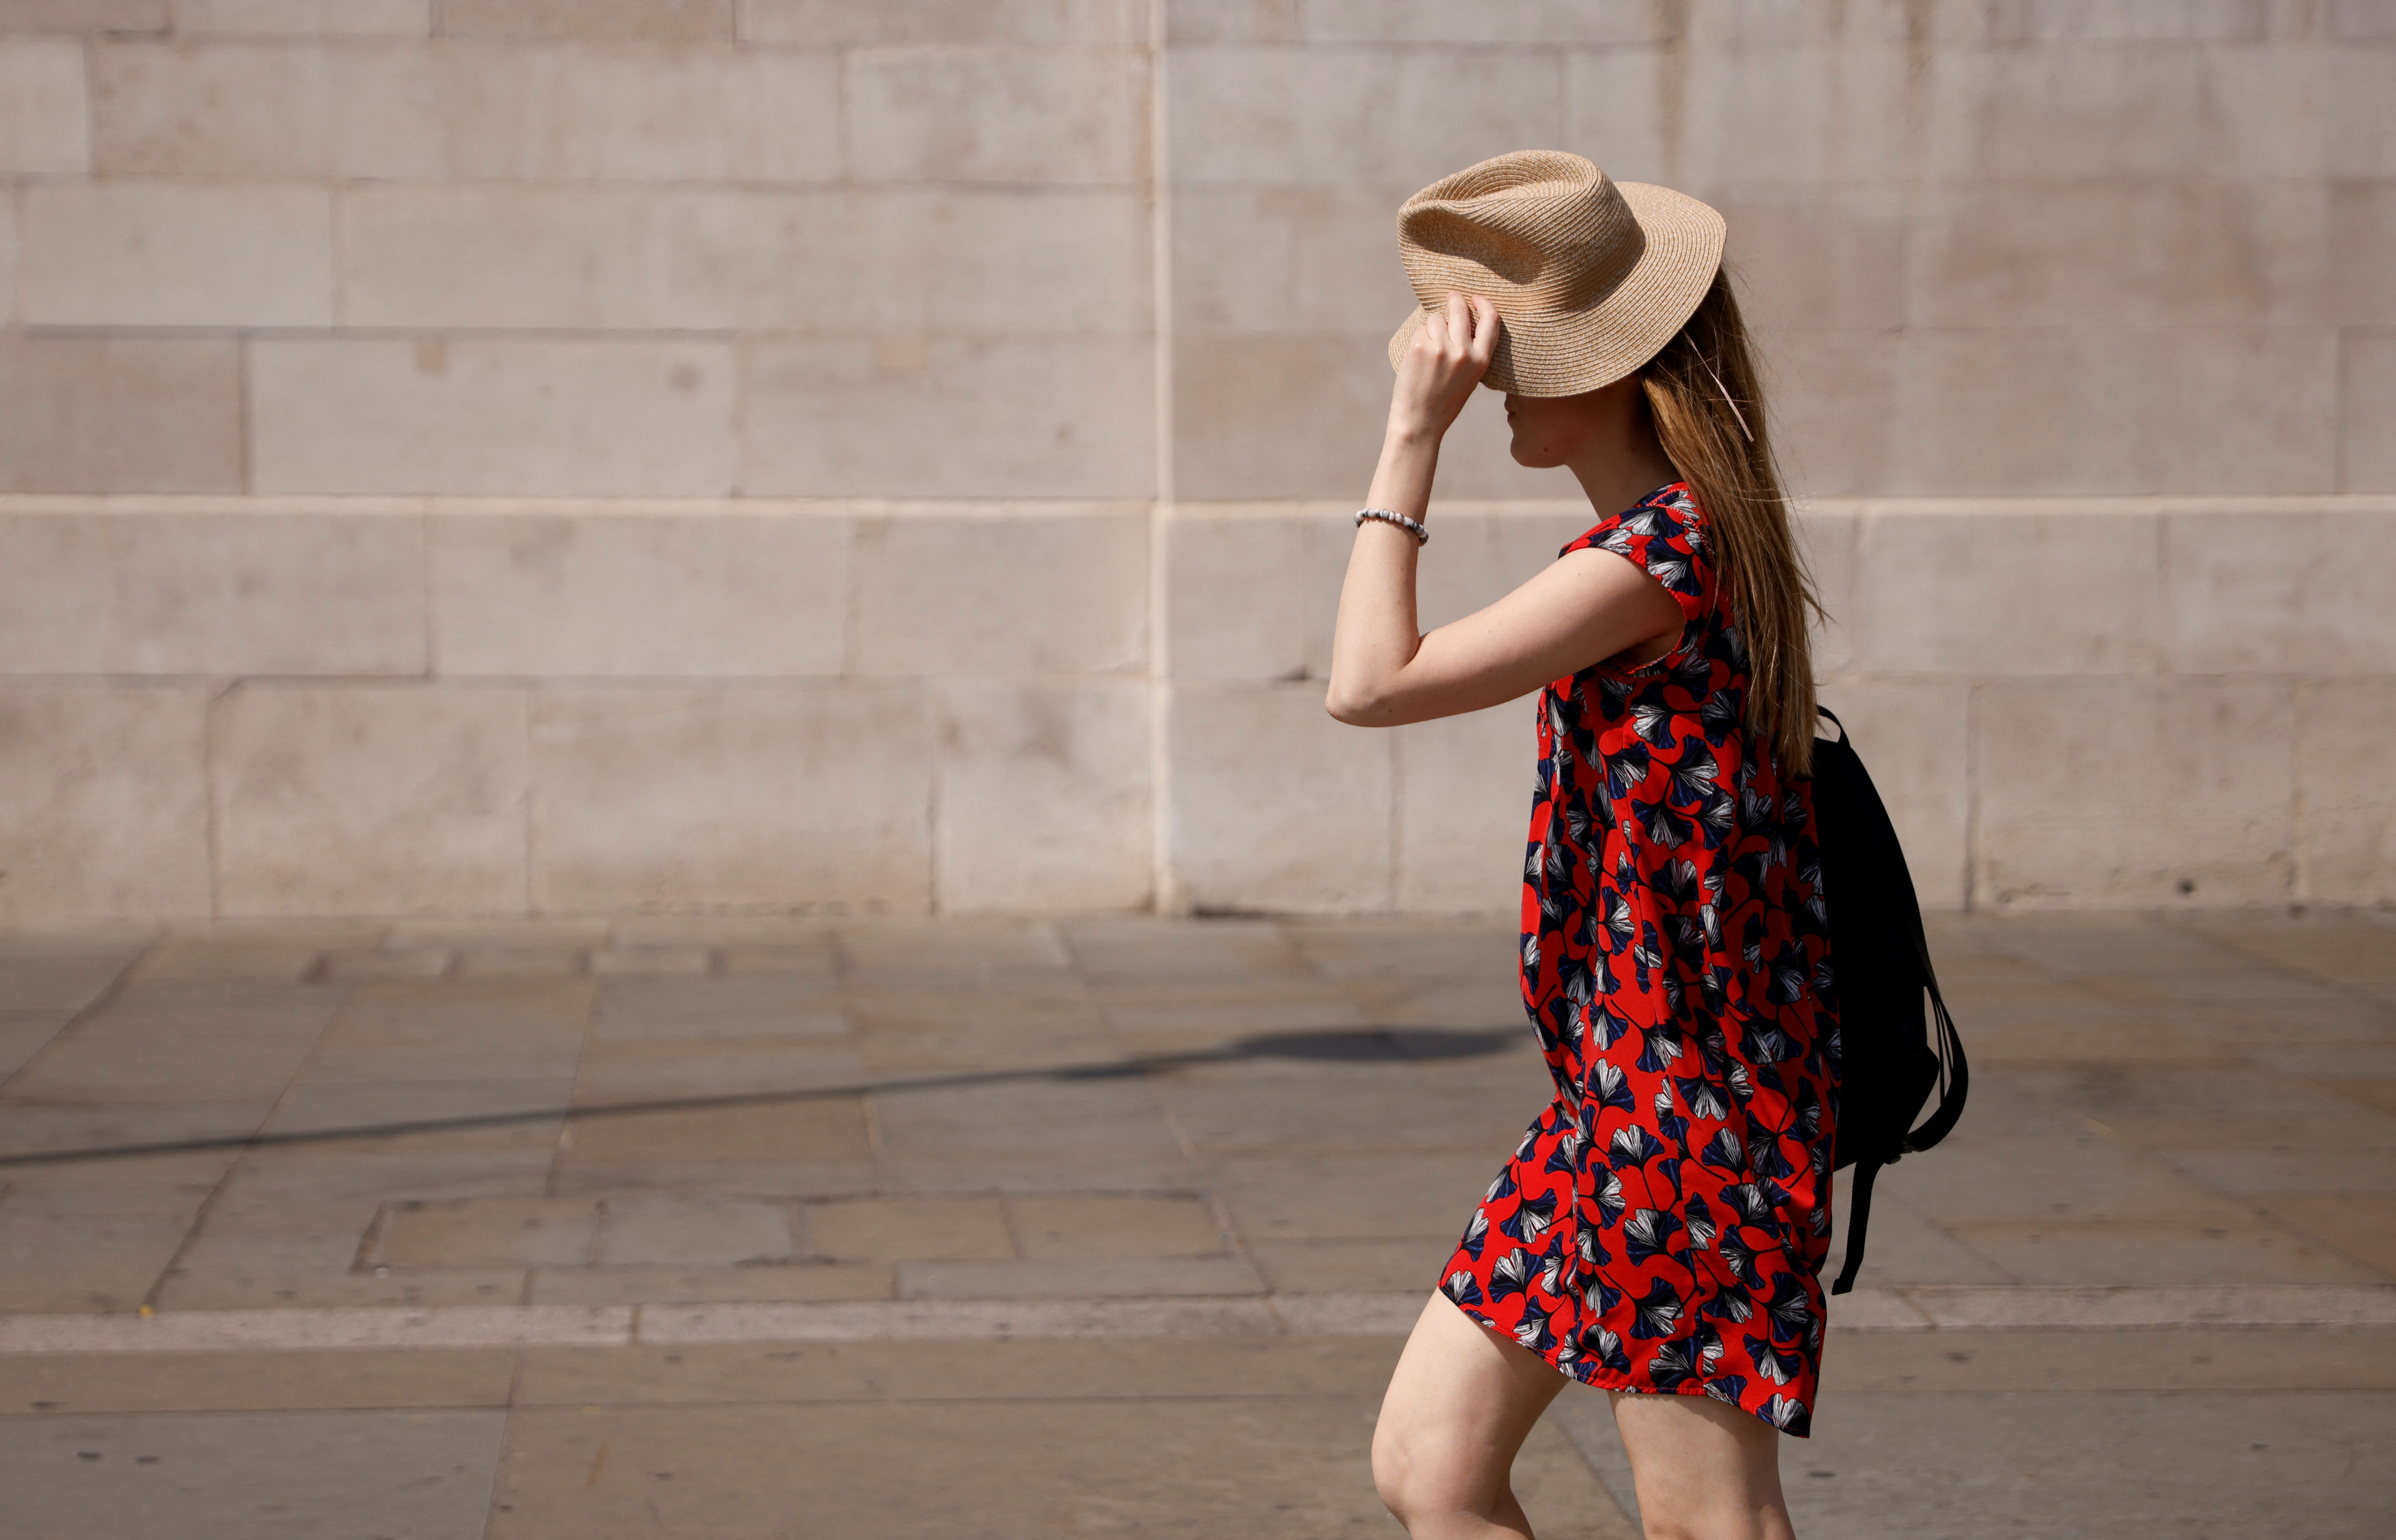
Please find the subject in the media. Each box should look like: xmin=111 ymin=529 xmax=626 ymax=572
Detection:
xmin=1324 ymin=291 xmax=1682 ymax=728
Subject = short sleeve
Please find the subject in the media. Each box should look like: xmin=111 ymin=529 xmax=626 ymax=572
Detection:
xmin=1560 ymin=483 xmax=1716 ymax=674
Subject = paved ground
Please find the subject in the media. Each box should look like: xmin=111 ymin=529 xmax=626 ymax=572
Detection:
xmin=0 ymin=910 xmax=2392 ymax=1537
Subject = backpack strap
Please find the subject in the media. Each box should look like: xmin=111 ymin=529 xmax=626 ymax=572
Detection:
xmin=1905 ymin=988 xmax=1970 ymax=1154
xmin=1831 ymin=1157 xmax=1880 ymax=1296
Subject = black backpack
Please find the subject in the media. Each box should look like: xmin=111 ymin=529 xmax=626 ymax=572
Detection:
xmin=1810 ymin=709 xmax=1969 ymax=1295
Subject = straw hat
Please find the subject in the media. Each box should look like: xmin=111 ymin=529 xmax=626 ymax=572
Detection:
xmin=1388 ymin=151 xmax=1726 ymax=397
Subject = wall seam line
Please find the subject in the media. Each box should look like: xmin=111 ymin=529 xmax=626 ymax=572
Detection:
xmin=1147 ymin=0 xmax=1177 ymax=914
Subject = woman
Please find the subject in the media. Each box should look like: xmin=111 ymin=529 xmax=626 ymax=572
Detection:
xmin=1327 ymin=152 xmax=1834 ymax=1540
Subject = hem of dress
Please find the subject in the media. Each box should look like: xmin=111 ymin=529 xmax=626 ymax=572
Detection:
xmin=1442 ymin=1295 xmax=1814 ymax=1439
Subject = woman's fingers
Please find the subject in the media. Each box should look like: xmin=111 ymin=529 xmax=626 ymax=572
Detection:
xmin=1466 ymin=296 xmax=1501 ymax=362
xmin=1387 ymin=292 xmax=1499 ymax=440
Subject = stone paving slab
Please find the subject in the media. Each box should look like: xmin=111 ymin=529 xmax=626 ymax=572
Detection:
xmin=0 ymin=1348 xmax=518 ymax=1416
xmin=0 ymin=1409 xmax=507 ymax=1540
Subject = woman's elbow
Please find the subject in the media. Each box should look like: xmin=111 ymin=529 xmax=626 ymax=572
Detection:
xmin=1324 ymin=683 xmax=1391 ymax=726
xmin=1323 ymin=685 xmax=1380 ymax=728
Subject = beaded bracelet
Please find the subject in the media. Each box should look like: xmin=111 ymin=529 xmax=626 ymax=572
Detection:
xmin=1355 ymin=507 xmax=1429 ymax=545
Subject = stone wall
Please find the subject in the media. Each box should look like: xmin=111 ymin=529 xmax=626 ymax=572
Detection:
xmin=0 ymin=1 xmax=2389 ymax=920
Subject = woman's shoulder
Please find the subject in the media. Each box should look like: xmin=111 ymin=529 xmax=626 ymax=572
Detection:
xmin=1563 ymin=481 xmax=1710 ymax=603
xmin=1561 ymin=482 xmax=1706 ymax=565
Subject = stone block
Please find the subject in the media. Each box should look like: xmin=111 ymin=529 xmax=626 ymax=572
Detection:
xmin=249 ymin=338 xmax=738 ymax=495
xmin=1922 ymin=41 xmax=2328 ymax=182
xmin=1796 ymin=501 xmax=1859 ymax=676
xmin=210 ymin=685 xmax=530 ymax=916
xmin=429 ymin=507 xmax=848 ymax=677
xmin=0 ymin=36 xmax=87 ymax=171
xmin=343 ymin=184 xmax=1147 ymax=331
xmin=369 ymin=1195 xmax=599 ymax=1267
xmin=1428 ymin=389 xmax=1562 ymax=500
xmin=2294 ymin=679 xmax=2396 ymax=907
xmin=90 ymin=39 xmax=334 ymax=174
xmin=338 ymin=186 xmax=759 ymax=331
xmin=1852 ymin=505 xmax=2161 ymax=675
xmin=20 ymin=181 xmax=332 ymax=327
xmin=0 ymin=508 xmax=426 ymax=674
xmin=895 ymin=1255 xmax=1264 ymax=1298
xmin=2332 ymin=183 xmax=2396 ymax=327
xmin=1930 ymin=0 xmax=2294 ymax=41
xmin=0 ymin=335 xmax=242 ymax=492
xmin=932 ymin=680 xmax=1152 ymax=914
xmin=0 ymin=686 xmax=210 ymax=919
xmin=1005 ymin=1192 xmax=1225 ymax=1259
xmin=594 ymin=974 xmax=843 ymax=1037
xmin=1890 ymin=328 xmax=2339 ymax=496
xmin=2161 ymin=508 xmax=2396 ymax=675
xmin=742 ymin=336 xmax=1155 ymax=498
xmin=741 ymin=0 xmax=1143 ymax=45
xmin=2344 ymin=334 xmax=2396 ymax=492
xmin=1813 ymin=680 xmax=1971 ymax=911
xmin=1163 ymin=509 xmax=1309 ymax=680
xmin=1673 ymin=44 xmax=1910 ymax=185
xmin=846 ymin=45 xmax=1146 ymax=185
xmin=596 ymin=1195 xmax=796 ymax=1267
xmin=801 ymin=1194 xmax=1014 ymax=1262
xmin=1717 ymin=186 xmax=1907 ymax=333
xmin=1292 ymin=505 xmax=1359 ymax=677
xmin=1973 ymin=680 xmax=2295 ymax=908
xmin=528 ymin=687 xmax=936 ymax=912
xmin=1764 ymin=332 xmax=1899 ymax=498
xmin=0 ymin=1410 xmax=509 ymax=1535
xmin=1911 ymin=182 xmax=2332 ymax=330
xmin=1684 ymin=0 xmax=1913 ymax=44
xmin=449 ymin=944 xmax=584 ymax=978
xmin=1166 ymin=683 xmax=1393 ymax=912
xmin=1560 ymin=47 xmax=1670 ymax=185
xmin=0 ymin=0 xmax=166 ymax=27
xmin=2331 ymin=44 xmax=2396 ymax=178
xmin=849 ymin=508 xmax=1147 ymax=676
xmin=1412 ymin=508 xmax=1574 ymax=634
xmin=1302 ymin=0 xmax=1655 ymax=42
xmin=334 ymin=42 xmax=838 ymax=183
xmin=528 ymin=1262 xmax=891 ymax=1303
xmin=434 ymin=0 xmax=732 ymax=38
xmin=1168 ymin=44 xmax=1564 ymax=187
xmin=1163 ymin=0 xmax=1296 ymax=42
xmin=1172 ymin=335 xmax=1388 ymax=500
xmin=1394 ymin=704 xmax=1530 ymax=916
xmin=176 ymin=0 xmax=430 ymax=32
xmin=1171 ymin=183 xmax=1417 ymax=336
xmin=2333 ymin=0 xmax=2396 ymax=37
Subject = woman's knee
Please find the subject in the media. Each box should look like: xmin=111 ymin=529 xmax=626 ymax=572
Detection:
xmin=1371 ymin=1415 xmax=1458 ymax=1524
xmin=1369 ymin=1415 xmax=1424 ymax=1519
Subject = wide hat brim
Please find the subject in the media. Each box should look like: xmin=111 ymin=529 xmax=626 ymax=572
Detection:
xmin=1388 ymin=179 xmax=1726 ymax=397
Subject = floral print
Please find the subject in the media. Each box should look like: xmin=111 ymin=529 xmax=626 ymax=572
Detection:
xmin=1435 ymin=484 xmax=1841 ymax=1437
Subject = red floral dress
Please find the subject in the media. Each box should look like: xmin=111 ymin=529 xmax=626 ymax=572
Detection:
xmin=1436 ymin=484 xmax=1840 ymax=1436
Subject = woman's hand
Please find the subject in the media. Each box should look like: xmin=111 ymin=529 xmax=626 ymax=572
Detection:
xmin=1388 ymin=291 xmax=1501 ymax=443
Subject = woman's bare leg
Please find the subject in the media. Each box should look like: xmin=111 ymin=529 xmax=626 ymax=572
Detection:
xmin=1372 ymin=1294 xmax=1570 ymax=1538
xmin=1607 ymin=1390 xmax=1796 ymax=1540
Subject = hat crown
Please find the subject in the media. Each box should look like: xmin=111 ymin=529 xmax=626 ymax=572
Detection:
xmin=1387 ymin=150 xmax=1726 ymax=397
xmin=1396 ymin=151 xmax=1645 ymax=314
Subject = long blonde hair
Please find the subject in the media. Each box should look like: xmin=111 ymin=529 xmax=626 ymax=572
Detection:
xmin=1639 ymin=268 xmax=1821 ymax=774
